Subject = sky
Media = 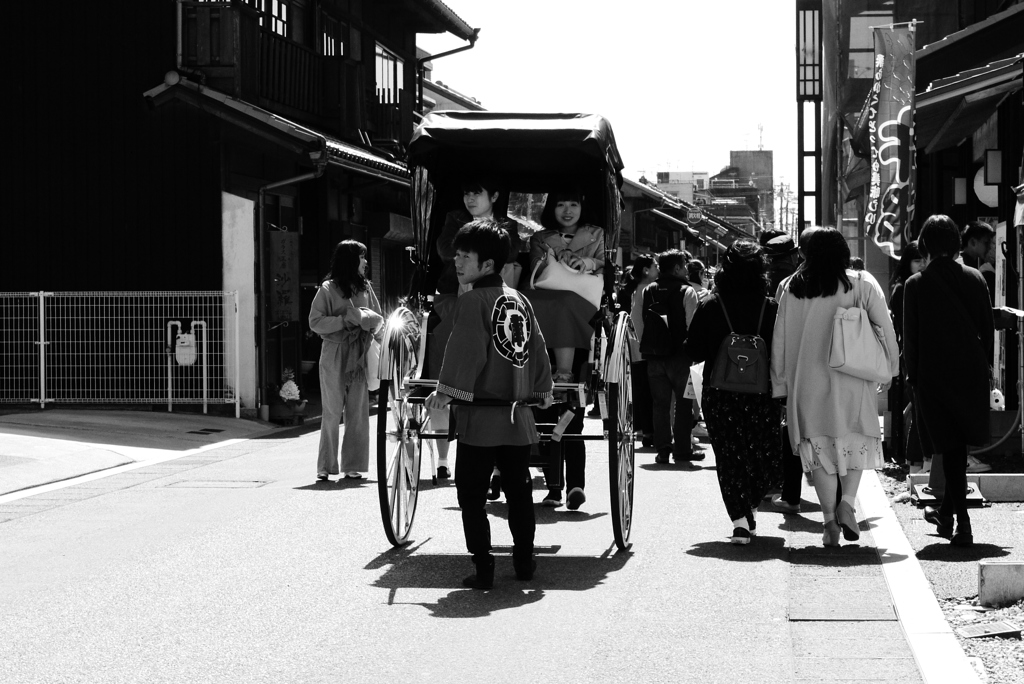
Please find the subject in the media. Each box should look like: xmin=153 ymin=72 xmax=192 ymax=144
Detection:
xmin=418 ymin=0 xmax=798 ymax=195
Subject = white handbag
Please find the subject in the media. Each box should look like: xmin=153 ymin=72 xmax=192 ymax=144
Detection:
xmin=530 ymin=249 xmax=603 ymax=309
xmin=828 ymin=274 xmax=891 ymax=383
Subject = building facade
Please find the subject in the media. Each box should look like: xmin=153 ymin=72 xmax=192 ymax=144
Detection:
xmin=2 ymin=0 xmax=477 ymax=416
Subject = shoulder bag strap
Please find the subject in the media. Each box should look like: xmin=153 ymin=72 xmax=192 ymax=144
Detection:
xmin=755 ymin=296 xmax=767 ymax=333
xmin=718 ymin=293 xmax=735 ymax=333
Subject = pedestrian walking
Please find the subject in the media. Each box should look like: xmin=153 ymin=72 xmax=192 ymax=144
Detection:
xmin=309 ymin=240 xmax=384 ymax=481
xmin=905 ymin=215 xmax=994 ymax=547
xmin=622 ymin=254 xmax=659 ymax=449
xmin=763 ymin=233 xmax=803 ymax=513
xmin=425 ymin=219 xmax=554 ymax=589
xmin=684 ymin=240 xmax=782 ymax=544
xmin=770 ymin=228 xmax=899 ymax=547
xmin=888 ymin=240 xmax=926 ymax=471
xmin=640 ymin=249 xmax=701 ymax=464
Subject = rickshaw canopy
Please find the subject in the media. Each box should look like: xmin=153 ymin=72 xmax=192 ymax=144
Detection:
xmin=408 ymin=112 xmax=625 ymax=190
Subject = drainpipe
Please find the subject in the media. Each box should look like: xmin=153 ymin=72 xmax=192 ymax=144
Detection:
xmin=257 ymin=145 xmax=328 ymax=419
xmin=417 ymin=29 xmax=480 ymax=114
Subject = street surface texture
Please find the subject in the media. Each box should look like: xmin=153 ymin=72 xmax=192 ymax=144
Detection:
xmin=2 ymin=412 xmax=926 ymax=683
xmin=877 ymin=465 xmax=1024 ymax=684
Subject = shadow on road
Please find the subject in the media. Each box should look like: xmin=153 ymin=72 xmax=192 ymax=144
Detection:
xmin=482 ymin=501 xmax=608 ymax=525
xmin=391 ymin=588 xmax=547 ymax=618
xmin=368 ymin=544 xmax=634 ymax=616
xmin=684 ymin=535 xmax=787 ymax=562
xmin=915 ymin=542 xmax=1010 ymax=562
xmin=292 ymin=477 xmax=372 ymax=491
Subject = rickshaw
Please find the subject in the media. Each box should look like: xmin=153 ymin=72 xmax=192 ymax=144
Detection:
xmin=375 ymin=112 xmax=635 ymax=550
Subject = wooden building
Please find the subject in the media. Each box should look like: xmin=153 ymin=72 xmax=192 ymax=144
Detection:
xmin=2 ymin=0 xmax=477 ymax=416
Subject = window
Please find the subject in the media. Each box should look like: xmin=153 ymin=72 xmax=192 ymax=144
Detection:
xmin=375 ymin=43 xmax=404 ymax=105
xmin=268 ymin=0 xmax=289 ymax=37
xmin=321 ymin=13 xmax=345 ymax=57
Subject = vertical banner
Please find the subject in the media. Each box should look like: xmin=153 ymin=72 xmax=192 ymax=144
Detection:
xmin=864 ymin=24 xmax=916 ymax=257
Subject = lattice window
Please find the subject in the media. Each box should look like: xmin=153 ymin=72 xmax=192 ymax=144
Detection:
xmin=267 ymin=0 xmax=289 ymax=37
xmin=375 ymin=43 xmax=404 ymax=105
xmin=321 ymin=12 xmax=345 ymax=57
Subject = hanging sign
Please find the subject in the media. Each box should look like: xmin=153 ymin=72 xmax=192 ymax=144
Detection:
xmin=857 ymin=24 xmax=917 ymax=257
xmin=267 ymin=230 xmax=300 ymax=322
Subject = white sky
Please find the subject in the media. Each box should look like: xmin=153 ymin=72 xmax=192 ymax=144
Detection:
xmin=418 ymin=0 xmax=797 ymax=193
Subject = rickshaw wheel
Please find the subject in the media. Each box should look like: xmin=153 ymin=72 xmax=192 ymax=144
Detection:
xmin=376 ymin=308 xmax=423 ymax=547
xmin=607 ymin=312 xmax=635 ymax=551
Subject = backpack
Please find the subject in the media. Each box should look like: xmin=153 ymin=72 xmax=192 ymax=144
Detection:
xmin=708 ymin=294 xmax=770 ymax=394
xmin=639 ymin=280 xmax=683 ymax=357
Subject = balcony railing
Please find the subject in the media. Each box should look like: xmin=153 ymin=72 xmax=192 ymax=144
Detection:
xmin=179 ymin=1 xmax=405 ymax=143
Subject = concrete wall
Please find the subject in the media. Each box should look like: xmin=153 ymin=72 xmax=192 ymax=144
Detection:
xmin=222 ymin=192 xmax=257 ymax=413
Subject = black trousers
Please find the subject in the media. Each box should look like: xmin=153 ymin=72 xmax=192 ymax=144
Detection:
xmin=779 ymin=422 xmax=803 ymax=506
xmin=539 ymin=406 xmax=586 ymax=493
xmin=456 ymin=442 xmax=536 ymax=565
xmin=937 ymin=445 xmax=970 ymax=524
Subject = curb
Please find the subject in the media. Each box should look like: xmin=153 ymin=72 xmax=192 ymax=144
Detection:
xmin=860 ymin=471 xmax=982 ymax=684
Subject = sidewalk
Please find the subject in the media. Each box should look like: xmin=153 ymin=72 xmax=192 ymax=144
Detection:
xmin=0 ymin=408 xmax=982 ymax=683
xmin=0 ymin=408 xmax=275 ymax=498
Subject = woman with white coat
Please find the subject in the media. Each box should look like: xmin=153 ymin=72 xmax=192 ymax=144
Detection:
xmin=770 ymin=228 xmax=899 ymax=546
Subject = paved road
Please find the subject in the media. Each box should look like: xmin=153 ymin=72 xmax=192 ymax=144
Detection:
xmin=0 ymin=411 xmax=974 ymax=683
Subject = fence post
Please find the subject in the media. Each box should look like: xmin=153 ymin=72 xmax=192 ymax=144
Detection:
xmin=37 ymin=292 xmax=47 ymax=407
xmin=234 ymin=291 xmax=240 ymax=418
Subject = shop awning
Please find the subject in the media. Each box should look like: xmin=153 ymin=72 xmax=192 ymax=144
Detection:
xmin=144 ymin=76 xmax=411 ymax=187
xmin=915 ymin=55 xmax=1023 ymax=155
xmin=651 ymin=209 xmax=699 ymax=240
xmin=916 ymin=5 xmax=1024 ymax=87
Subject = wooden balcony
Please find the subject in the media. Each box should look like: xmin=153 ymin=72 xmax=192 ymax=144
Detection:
xmin=179 ymin=1 xmax=407 ymax=144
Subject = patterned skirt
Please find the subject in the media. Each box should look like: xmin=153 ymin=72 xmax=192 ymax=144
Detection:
xmin=703 ymin=386 xmax=783 ymax=520
xmin=796 ymin=433 xmax=883 ymax=476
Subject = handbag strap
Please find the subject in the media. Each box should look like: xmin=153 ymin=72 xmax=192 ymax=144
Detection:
xmin=718 ymin=293 xmax=767 ymax=336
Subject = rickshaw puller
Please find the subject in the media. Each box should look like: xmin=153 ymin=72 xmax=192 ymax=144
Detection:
xmin=425 ymin=219 xmax=554 ymax=589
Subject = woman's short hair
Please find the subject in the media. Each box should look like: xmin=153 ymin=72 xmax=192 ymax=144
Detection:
xmin=713 ymin=240 xmax=768 ymax=296
xmin=539 ymin=189 xmax=585 ymax=231
xmin=918 ymin=214 xmax=961 ymax=259
xmin=892 ymin=240 xmax=922 ymax=288
xmin=787 ymin=227 xmax=852 ymax=299
xmin=452 ymin=218 xmax=510 ymax=269
xmin=685 ymin=259 xmax=706 ymax=283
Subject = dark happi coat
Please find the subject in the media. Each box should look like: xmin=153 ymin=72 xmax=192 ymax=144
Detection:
xmin=438 ymin=274 xmax=553 ymax=447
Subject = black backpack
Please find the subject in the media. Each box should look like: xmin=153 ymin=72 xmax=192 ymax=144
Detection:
xmin=640 ymin=281 xmax=683 ymax=357
xmin=708 ymin=294 xmax=770 ymax=394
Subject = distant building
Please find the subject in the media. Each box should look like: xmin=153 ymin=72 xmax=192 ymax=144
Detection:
xmin=655 ymin=171 xmax=709 ymax=204
xmin=418 ymin=48 xmax=485 ymax=113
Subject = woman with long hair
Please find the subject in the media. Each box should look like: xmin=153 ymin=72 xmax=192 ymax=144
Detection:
xmin=685 ymin=240 xmax=781 ymax=544
xmin=904 ymin=215 xmax=994 ymax=546
xmin=308 ymin=240 xmax=383 ymax=481
xmin=770 ymin=228 xmax=899 ymax=546
xmin=623 ymin=254 xmax=659 ymax=448
xmin=888 ymin=240 xmax=925 ymax=470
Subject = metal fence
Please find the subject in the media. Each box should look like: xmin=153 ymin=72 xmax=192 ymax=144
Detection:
xmin=0 ymin=292 xmax=239 ymax=415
